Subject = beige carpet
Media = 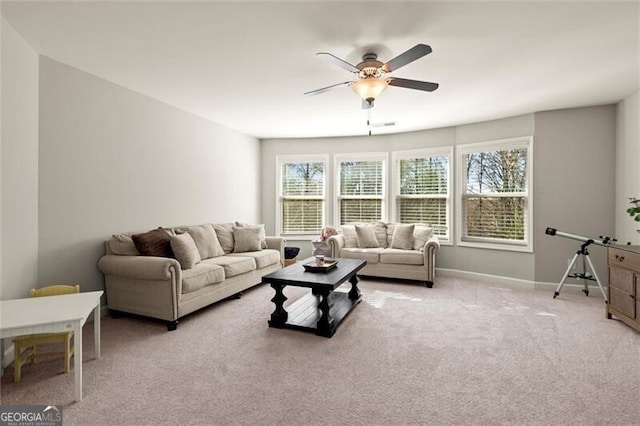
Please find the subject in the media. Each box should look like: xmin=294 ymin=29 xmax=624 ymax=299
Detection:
xmin=1 ymin=276 xmax=639 ymax=425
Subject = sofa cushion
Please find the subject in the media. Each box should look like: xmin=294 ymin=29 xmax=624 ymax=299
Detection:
xmin=228 ymin=249 xmax=280 ymax=269
xmin=235 ymin=222 xmax=268 ymax=249
xmin=181 ymin=263 xmax=225 ymax=293
xmin=177 ymin=224 xmax=224 ymax=259
xmin=212 ymin=223 xmax=235 ymax=254
xmin=339 ymin=247 xmax=384 ymax=264
xmin=170 ymin=233 xmax=201 ymax=270
xmin=109 ymin=233 xmax=140 ymax=256
xmin=233 ymin=227 xmax=262 ymax=252
xmin=413 ymin=225 xmax=434 ymax=251
xmin=132 ymin=227 xmax=174 ymax=258
xmin=355 ymin=225 xmax=380 ymax=248
xmin=380 ymin=248 xmax=424 ymax=265
xmin=390 ymin=224 xmax=415 ymax=250
xmin=205 ymin=255 xmax=256 ymax=277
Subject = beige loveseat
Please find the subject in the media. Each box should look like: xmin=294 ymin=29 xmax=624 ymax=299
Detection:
xmin=327 ymin=222 xmax=439 ymax=287
xmin=98 ymin=222 xmax=285 ymax=330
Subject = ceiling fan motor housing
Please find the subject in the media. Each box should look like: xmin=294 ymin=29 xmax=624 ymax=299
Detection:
xmin=357 ymin=53 xmax=384 ymax=78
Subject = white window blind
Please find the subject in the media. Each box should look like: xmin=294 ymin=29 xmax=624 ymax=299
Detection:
xmin=279 ymin=160 xmax=325 ymax=235
xmin=396 ymin=151 xmax=450 ymax=240
xmin=458 ymin=137 xmax=532 ymax=250
xmin=336 ymin=157 xmax=385 ymax=224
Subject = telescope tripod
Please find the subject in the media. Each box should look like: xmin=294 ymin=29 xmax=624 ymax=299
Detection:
xmin=553 ymin=241 xmax=608 ymax=302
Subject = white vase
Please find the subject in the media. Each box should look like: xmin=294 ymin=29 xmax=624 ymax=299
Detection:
xmin=311 ymin=241 xmax=332 ymax=257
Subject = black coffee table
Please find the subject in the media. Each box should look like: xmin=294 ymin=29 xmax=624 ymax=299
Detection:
xmin=263 ymin=257 xmax=367 ymax=338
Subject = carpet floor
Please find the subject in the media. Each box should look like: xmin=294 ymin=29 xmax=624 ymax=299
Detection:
xmin=1 ymin=276 xmax=639 ymax=425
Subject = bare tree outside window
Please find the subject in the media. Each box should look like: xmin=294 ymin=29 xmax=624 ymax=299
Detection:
xmin=281 ymin=161 xmax=325 ymax=235
xmin=398 ymin=155 xmax=449 ymax=237
xmin=338 ymin=160 xmax=384 ymax=224
xmin=463 ymin=147 xmax=528 ymax=243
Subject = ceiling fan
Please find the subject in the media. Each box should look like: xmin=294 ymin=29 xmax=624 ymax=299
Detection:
xmin=304 ymin=43 xmax=439 ymax=109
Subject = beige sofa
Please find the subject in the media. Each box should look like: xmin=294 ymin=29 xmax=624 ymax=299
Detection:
xmin=327 ymin=222 xmax=439 ymax=287
xmin=98 ymin=222 xmax=285 ymax=330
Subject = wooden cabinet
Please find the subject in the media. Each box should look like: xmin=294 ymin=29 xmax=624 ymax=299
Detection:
xmin=607 ymin=245 xmax=640 ymax=333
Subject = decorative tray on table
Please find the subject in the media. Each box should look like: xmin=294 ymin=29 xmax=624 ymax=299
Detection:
xmin=303 ymin=259 xmax=338 ymax=273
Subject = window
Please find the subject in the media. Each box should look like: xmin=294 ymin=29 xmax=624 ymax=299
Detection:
xmin=457 ymin=137 xmax=533 ymax=251
xmin=392 ymin=148 xmax=452 ymax=242
xmin=335 ymin=153 xmax=387 ymax=225
xmin=277 ymin=156 xmax=327 ymax=236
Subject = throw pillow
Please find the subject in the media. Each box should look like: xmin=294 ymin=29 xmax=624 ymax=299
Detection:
xmin=178 ymin=224 xmax=225 ymax=259
xmin=413 ymin=225 xmax=434 ymax=251
xmin=355 ymin=225 xmax=380 ymax=248
xmin=372 ymin=221 xmax=388 ymax=248
xmin=341 ymin=225 xmax=358 ymax=248
xmin=235 ymin=222 xmax=267 ymax=249
xmin=109 ymin=234 xmax=140 ymax=256
xmin=212 ymin=223 xmax=235 ymax=254
xmin=390 ymin=224 xmax=415 ymax=250
xmin=232 ymin=226 xmax=262 ymax=253
xmin=132 ymin=227 xmax=174 ymax=258
xmin=170 ymin=233 xmax=201 ymax=269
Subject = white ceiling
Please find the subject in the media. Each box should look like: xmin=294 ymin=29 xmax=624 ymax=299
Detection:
xmin=2 ymin=1 xmax=638 ymax=139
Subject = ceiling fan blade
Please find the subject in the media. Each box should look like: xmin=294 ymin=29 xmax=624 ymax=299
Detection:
xmin=304 ymin=81 xmax=352 ymax=96
xmin=361 ymin=99 xmax=374 ymax=110
xmin=387 ymin=77 xmax=439 ymax=92
xmin=382 ymin=44 xmax=432 ymax=73
xmin=316 ymin=52 xmax=360 ymax=73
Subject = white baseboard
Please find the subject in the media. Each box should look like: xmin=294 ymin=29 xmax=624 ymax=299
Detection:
xmin=437 ymin=268 xmax=535 ymax=289
xmin=436 ymin=268 xmax=607 ymax=293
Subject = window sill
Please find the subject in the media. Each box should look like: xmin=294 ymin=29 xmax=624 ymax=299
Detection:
xmin=457 ymin=241 xmax=533 ymax=253
xmin=280 ymin=235 xmax=319 ymax=242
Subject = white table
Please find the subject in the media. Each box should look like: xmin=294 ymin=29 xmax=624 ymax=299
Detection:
xmin=0 ymin=291 xmax=103 ymax=401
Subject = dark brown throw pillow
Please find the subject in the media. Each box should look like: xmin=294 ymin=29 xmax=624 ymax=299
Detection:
xmin=132 ymin=227 xmax=174 ymax=258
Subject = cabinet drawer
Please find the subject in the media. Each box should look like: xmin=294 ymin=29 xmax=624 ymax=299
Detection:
xmin=636 ymin=275 xmax=639 ymax=319
xmin=608 ymin=247 xmax=640 ymax=271
xmin=609 ymin=287 xmax=635 ymax=318
xmin=609 ymin=266 xmax=634 ymax=293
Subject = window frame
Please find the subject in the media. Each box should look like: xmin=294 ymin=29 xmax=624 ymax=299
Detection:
xmin=334 ymin=152 xmax=388 ymax=226
xmin=391 ymin=147 xmax=453 ymax=244
xmin=456 ymin=136 xmax=534 ymax=252
xmin=276 ymin=154 xmax=329 ymax=238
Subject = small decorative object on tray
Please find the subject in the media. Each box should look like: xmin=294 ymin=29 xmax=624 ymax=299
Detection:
xmin=303 ymin=257 xmax=338 ymax=273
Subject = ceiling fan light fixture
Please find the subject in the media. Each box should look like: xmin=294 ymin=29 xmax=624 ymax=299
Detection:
xmin=352 ymin=78 xmax=388 ymax=103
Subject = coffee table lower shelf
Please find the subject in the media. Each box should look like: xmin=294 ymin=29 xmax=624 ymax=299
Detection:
xmin=268 ymin=291 xmax=361 ymax=337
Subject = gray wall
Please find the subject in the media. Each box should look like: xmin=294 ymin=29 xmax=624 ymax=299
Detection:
xmin=1 ymin=18 xmax=39 ymax=300
xmin=615 ymin=91 xmax=640 ymax=245
xmin=533 ymin=105 xmax=616 ymax=284
xmin=261 ymin=107 xmax=618 ymax=285
xmin=35 ymin=57 xmax=261 ymax=294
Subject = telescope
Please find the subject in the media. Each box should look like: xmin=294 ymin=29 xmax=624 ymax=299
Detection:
xmin=545 ymin=227 xmax=616 ymax=247
xmin=545 ymin=227 xmax=615 ymax=302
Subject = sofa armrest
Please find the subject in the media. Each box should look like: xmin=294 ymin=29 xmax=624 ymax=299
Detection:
xmin=265 ymin=236 xmax=287 ymax=267
xmin=98 ymin=255 xmax=181 ymax=281
xmin=422 ymin=234 xmax=440 ymax=262
xmin=422 ymin=235 xmax=440 ymax=285
xmin=327 ymin=235 xmax=345 ymax=258
xmin=424 ymin=234 xmax=440 ymax=253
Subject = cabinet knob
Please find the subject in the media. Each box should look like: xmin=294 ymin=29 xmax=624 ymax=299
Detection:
xmin=630 ymin=294 xmax=637 ymax=300
xmin=615 ymin=254 xmax=625 ymax=262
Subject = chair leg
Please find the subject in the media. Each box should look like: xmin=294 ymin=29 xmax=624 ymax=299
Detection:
xmin=29 ymin=346 xmax=36 ymax=363
xmin=14 ymin=342 xmax=23 ymax=383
